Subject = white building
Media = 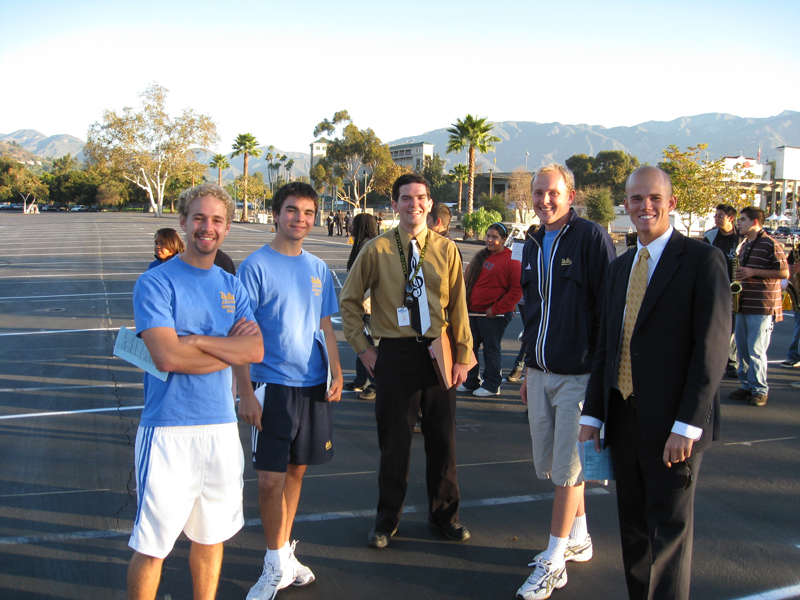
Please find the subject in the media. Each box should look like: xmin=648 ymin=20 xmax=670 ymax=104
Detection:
xmin=389 ymin=141 xmax=434 ymax=172
xmin=309 ymin=138 xmax=328 ymax=169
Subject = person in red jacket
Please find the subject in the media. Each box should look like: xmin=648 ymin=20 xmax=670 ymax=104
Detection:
xmin=458 ymin=223 xmax=522 ymax=396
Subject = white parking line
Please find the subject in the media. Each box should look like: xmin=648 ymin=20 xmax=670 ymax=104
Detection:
xmin=0 ymin=327 xmax=123 ymax=337
xmin=0 ymin=488 xmax=610 ymax=546
xmin=730 ymin=583 xmax=800 ymax=600
xmin=0 ymin=405 xmax=143 ymax=420
xmin=724 ymin=437 xmax=797 ymax=446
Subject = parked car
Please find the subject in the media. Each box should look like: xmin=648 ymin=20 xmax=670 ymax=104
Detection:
xmin=70 ymin=205 xmax=88 ymax=212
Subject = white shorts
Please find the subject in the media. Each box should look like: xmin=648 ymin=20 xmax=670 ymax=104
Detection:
xmin=129 ymin=423 xmax=244 ymax=559
xmin=526 ymin=369 xmax=589 ymax=487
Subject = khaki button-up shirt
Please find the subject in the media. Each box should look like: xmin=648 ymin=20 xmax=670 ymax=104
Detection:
xmin=340 ymin=225 xmax=473 ymax=364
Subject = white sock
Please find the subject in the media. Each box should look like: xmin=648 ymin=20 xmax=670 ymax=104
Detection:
xmin=265 ymin=548 xmax=281 ymax=566
xmin=570 ymin=514 xmax=588 ymax=542
xmin=540 ymin=535 xmax=569 ymax=564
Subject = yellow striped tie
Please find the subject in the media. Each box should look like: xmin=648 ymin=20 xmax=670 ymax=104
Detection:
xmin=618 ymin=247 xmax=650 ymax=400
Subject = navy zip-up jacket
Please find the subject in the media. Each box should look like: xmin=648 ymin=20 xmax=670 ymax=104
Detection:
xmin=521 ymin=209 xmax=616 ymax=375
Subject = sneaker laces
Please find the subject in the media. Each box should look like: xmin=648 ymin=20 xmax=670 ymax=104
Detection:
xmin=252 ymin=561 xmax=282 ymax=591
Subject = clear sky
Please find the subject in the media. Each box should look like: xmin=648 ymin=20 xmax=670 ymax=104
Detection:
xmin=1 ymin=0 xmax=798 ymax=154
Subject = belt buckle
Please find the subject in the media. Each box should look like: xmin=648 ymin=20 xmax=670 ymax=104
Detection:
xmin=414 ymin=336 xmax=429 ymax=343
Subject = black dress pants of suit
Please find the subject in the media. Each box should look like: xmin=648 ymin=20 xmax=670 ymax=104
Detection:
xmin=372 ymin=337 xmax=461 ymax=533
xmin=607 ymin=390 xmax=703 ymax=600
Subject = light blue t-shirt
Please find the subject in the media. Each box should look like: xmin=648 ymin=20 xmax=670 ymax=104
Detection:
xmin=237 ymin=245 xmax=338 ymax=386
xmin=542 ymin=229 xmax=559 ymax=277
xmin=133 ymin=257 xmax=254 ymax=427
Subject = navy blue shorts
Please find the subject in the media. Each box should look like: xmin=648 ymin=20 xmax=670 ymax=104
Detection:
xmin=250 ymin=382 xmax=334 ymax=472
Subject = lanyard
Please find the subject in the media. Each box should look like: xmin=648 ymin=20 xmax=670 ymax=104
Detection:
xmin=741 ymin=230 xmax=764 ymax=267
xmin=395 ymin=227 xmax=428 ymax=283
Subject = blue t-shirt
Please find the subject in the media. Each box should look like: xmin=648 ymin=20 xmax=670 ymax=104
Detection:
xmin=133 ymin=257 xmax=254 ymax=427
xmin=542 ymin=229 xmax=559 ymax=277
xmin=237 ymin=245 xmax=337 ymax=386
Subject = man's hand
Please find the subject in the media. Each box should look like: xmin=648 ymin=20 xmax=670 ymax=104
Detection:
xmin=663 ymin=432 xmax=693 ymax=467
xmin=485 ymin=307 xmax=495 ymax=319
xmin=238 ymin=387 xmax=263 ymax=431
xmin=228 ymin=317 xmax=260 ymax=337
xmin=579 ymin=425 xmax=601 ymax=453
xmin=326 ymin=374 xmax=343 ymax=403
xmin=735 ymin=266 xmax=753 ymax=280
xmin=452 ymin=363 xmax=470 ymax=387
xmin=358 ymin=346 xmax=378 ymax=377
xmin=519 ymin=383 xmax=527 ymax=405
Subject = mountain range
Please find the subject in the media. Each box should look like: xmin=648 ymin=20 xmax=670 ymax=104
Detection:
xmin=3 ymin=110 xmax=798 ymax=180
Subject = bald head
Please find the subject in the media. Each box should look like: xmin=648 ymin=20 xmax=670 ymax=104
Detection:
xmin=626 ymin=166 xmax=672 ymax=197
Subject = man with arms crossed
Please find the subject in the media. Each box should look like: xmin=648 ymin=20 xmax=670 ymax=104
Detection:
xmin=235 ymin=182 xmax=343 ymax=600
xmin=129 ymin=183 xmax=264 ymax=600
xmin=516 ymin=164 xmax=615 ymax=600
xmin=340 ymin=173 xmax=473 ymax=548
xmin=579 ymin=166 xmax=729 ymax=600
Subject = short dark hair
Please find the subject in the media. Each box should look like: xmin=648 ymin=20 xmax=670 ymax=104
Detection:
xmin=716 ymin=204 xmax=737 ymax=219
xmin=154 ymin=228 xmax=185 ymax=256
xmin=272 ymin=182 xmax=319 ymax=215
xmin=392 ymin=173 xmax=430 ymax=202
xmin=429 ymin=202 xmax=452 ymax=230
xmin=740 ymin=206 xmax=764 ymax=225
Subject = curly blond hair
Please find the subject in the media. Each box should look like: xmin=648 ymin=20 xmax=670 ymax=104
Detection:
xmin=177 ymin=183 xmax=235 ymax=223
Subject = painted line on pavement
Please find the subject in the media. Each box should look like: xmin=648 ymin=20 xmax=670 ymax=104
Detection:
xmin=724 ymin=436 xmax=796 ymax=446
xmin=0 ymin=405 xmax=143 ymax=420
xmin=0 ymin=292 xmax=131 ymax=301
xmin=0 ymin=327 xmax=122 ymax=337
xmin=0 ymin=489 xmax=610 ymax=546
xmin=730 ymin=583 xmax=800 ymax=600
xmin=0 ymin=383 xmax=142 ymax=393
xmin=0 ymin=489 xmax=111 ymax=499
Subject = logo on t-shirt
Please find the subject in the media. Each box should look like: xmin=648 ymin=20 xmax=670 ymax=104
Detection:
xmin=220 ymin=291 xmax=235 ymax=313
xmin=311 ymin=276 xmax=322 ymax=297
xmin=483 ymin=262 xmax=495 ymax=271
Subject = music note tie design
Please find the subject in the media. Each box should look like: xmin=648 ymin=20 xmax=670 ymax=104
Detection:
xmin=409 ymin=239 xmax=431 ymax=335
xmin=618 ymin=247 xmax=650 ymax=400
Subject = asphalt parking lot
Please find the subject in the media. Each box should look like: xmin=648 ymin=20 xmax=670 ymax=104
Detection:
xmin=0 ymin=211 xmax=798 ymax=600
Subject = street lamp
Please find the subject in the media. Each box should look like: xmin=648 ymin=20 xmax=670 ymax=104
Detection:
xmin=489 ymin=167 xmax=494 ymax=197
xmin=525 ymin=151 xmax=529 ymax=172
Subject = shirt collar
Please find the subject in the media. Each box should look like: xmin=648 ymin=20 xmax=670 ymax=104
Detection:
xmin=397 ymin=225 xmax=429 ymax=247
xmin=637 ymin=225 xmax=673 ymax=263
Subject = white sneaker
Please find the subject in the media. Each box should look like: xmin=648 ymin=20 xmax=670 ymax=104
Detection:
xmin=289 ymin=540 xmax=315 ymax=587
xmin=517 ymin=559 xmax=567 ymax=599
xmin=473 ymin=387 xmax=499 ymax=397
xmin=534 ymin=535 xmax=593 ymax=563
xmin=456 ymin=384 xmax=474 ymax=392
xmin=246 ymin=559 xmax=296 ymax=600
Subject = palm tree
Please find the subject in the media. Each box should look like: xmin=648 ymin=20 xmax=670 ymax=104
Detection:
xmin=445 ymin=115 xmax=502 ymax=214
xmin=209 ymin=154 xmax=230 ymax=186
xmin=285 ymin=158 xmax=295 ymax=182
xmin=265 ymin=151 xmax=274 ymax=191
xmin=449 ymin=163 xmax=469 ymax=214
xmin=230 ymin=133 xmax=262 ymax=221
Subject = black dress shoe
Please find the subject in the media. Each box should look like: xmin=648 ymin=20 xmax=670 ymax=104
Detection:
xmin=428 ymin=519 xmax=470 ymax=541
xmin=728 ymin=387 xmax=752 ymax=400
xmin=367 ymin=526 xmax=397 ymax=548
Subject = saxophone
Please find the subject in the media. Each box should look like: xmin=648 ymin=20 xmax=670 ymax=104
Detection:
xmin=731 ymin=239 xmax=743 ymax=313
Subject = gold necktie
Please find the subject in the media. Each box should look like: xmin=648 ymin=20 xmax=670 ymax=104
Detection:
xmin=618 ymin=247 xmax=650 ymax=399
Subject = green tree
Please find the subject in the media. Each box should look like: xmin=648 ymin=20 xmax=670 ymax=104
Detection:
xmin=582 ymin=186 xmax=616 ymax=228
xmin=209 ymin=154 xmax=230 ymax=185
xmin=660 ymin=144 xmax=756 ymax=235
xmin=230 ymin=133 xmax=262 ymax=221
xmin=85 ymin=83 xmax=218 ymax=216
xmin=96 ymin=180 xmax=128 ymax=209
xmin=461 ymin=207 xmax=503 ymax=238
xmin=565 ymin=154 xmax=595 ymax=189
xmin=422 ymin=153 xmax=456 ymax=204
xmin=313 ymin=110 xmax=394 ymax=211
xmin=445 ymin=114 xmax=502 ymax=214
xmin=449 ymin=163 xmax=469 ymax=213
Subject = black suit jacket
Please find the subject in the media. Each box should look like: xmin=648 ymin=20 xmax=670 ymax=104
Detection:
xmin=583 ymin=229 xmax=729 ymax=456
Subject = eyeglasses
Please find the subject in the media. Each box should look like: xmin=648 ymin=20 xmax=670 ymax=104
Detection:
xmin=404 ymin=282 xmax=415 ymax=308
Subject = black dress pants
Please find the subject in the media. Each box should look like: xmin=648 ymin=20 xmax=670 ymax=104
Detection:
xmin=373 ymin=337 xmax=461 ymax=532
xmin=607 ymin=390 xmax=702 ymax=600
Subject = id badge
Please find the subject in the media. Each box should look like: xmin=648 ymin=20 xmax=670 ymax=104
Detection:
xmin=397 ymin=307 xmax=410 ymax=327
